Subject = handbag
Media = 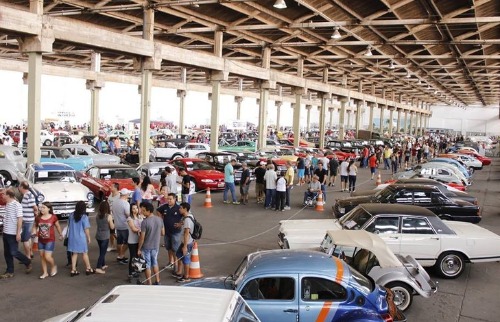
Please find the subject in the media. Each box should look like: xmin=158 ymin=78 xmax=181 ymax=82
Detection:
xmin=62 ymin=225 xmax=69 ymax=247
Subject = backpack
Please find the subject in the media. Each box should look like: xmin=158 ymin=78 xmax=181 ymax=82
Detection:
xmin=187 ymin=215 xmax=203 ymax=240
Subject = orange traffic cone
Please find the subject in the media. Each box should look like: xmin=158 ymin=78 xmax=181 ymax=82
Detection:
xmin=203 ymin=188 xmax=213 ymax=208
xmin=315 ymin=193 xmax=324 ymax=212
xmin=32 ymin=236 xmax=38 ymax=252
xmin=188 ymin=241 xmax=203 ymax=279
xmin=376 ymin=172 xmax=382 ymax=186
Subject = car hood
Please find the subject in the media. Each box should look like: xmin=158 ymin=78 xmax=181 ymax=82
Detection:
xmin=445 ymin=221 xmax=499 ymax=239
xmin=92 ymin=154 xmax=121 ymax=164
xmin=350 ymin=190 xmax=378 ymax=197
xmin=33 ymin=182 xmax=91 ymax=201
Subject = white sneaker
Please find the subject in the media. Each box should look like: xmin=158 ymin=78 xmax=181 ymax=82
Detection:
xmin=284 ymin=206 xmax=291 ymax=210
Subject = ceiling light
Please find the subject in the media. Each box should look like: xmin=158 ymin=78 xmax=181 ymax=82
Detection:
xmin=405 ymin=71 xmax=411 ymax=78
xmin=331 ymin=27 xmax=341 ymax=39
xmin=417 ymin=79 xmax=421 ymax=85
xmin=389 ymin=60 xmax=395 ymax=69
xmin=273 ymin=0 xmax=287 ymax=9
xmin=364 ymin=46 xmax=373 ymax=57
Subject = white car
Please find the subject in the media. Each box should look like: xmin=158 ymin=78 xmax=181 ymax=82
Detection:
xmin=23 ymin=162 xmax=94 ymax=218
xmin=40 ymin=130 xmax=54 ymax=146
xmin=136 ymin=162 xmax=182 ymax=192
xmin=62 ymin=143 xmax=121 ymax=165
xmin=278 ymin=203 xmax=500 ymax=279
xmin=452 ymin=154 xmax=483 ymax=171
xmin=150 ymin=142 xmax=210 ymax=161
xmin=0 ymin=145 xmax=26 ymax=182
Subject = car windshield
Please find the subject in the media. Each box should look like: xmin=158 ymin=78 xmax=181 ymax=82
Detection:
xmin=339 ymin=207 xmax=373 ymax=230
xmin=99 ymin=168 xmax=140 ymax=179
xmin=34 ymin=170 xmax=76 ymax=183
xmin=374 ymin=186 xmax=396 ymax=202
xmin=186 ymin=161 xmax=215 ymax=171
xmin=89 ymin=147 xmax=100 ymax=155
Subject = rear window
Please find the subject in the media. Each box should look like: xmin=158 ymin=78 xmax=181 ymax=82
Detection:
xmin=12 ymin=150 xmax=22 ymax=157
xmin=339 ymin=207 xmax=373 ymax=230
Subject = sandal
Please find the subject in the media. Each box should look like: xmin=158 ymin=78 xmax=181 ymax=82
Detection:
xmin=86 ymin=268 xmax=96 ymax=275
xmin=39 ymin=274 xmax=48 ymax=279
xmin=70 ymin=271 xmax=80 ymax=277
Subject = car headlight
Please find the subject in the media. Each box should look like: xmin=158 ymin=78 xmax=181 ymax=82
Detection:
xmin=37 ymin=193 xmax=45 ymax=203
xmin=201 ymin=179 xmax=214 ymax=183
xmin=87 ymin=192 xmax=94 ymax=201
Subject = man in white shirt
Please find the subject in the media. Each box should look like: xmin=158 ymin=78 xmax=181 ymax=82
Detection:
xmin=264 ymin=164 xmax=277 ymax=209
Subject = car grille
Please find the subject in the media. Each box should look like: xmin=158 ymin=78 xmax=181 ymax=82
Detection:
xmin=52 ymin=202 xmax=79 ymax=216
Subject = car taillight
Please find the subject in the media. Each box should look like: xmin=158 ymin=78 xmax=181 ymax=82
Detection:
xmin=380 ymin=313 xmax=393 ymax=322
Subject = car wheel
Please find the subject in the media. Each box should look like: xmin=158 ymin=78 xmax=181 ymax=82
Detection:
xmin=386 ymin=282 xmax=413 ymax=311
xmin=44 ymin=139 xmax=52 ymax=146
xmin=0 ymin=171 xmax=13 ymax=184
xmin=172 ymin=154 xmax=183 ymax=160
xmin=468 ymin=167 xmax=474 ymax=174
xmin=434 ymin=252 xmax=465 ymax=279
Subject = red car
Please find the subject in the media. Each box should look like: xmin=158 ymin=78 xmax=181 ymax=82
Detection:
xmin=457 ymin=150 xmax=492 ymax=166
xmin=80 ymin=164 xmax=140 ymax=200
xmin=169 ymin=158 xmax=225 ymax=191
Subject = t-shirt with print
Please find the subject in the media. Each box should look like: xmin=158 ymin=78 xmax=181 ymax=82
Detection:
xmin=36 ymin=215 xmax=59 ymax=243
xmin=141 ymin=215 xmax=164 ymax=250
xmin=276 ymin=177 xmax=287 ymax=192
xmin=182 ymin=214 xmax=195 ymax=245
xmin=21 ymin=192 xmax=36 ymax=223
xmin=112 ymin=198 xmax=130 ymax=230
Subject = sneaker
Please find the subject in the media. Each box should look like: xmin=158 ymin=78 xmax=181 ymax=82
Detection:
xmin=172 ymin=272 xmax=183 ymax=279
xmin=0 ymin=272 xmax=14 ymax=279
xmin=117 ymin=257 xmax=128 ymax=262
xmin=284 ymin=206 xmax=291 ymax=210
xmin=177 ymin=277 xmax=191 ymax=283
xmin=119 ymin=259 xmax=128 ymax=265
xmin=223 ymin=200 xmax=230 ymax=204
xmin=232 ymin=201 xmax=240 ymax=205
xmin=25 ymin=264 xmax=33 ymax=274
xmin=153 ymin=281 xmax=161 ymax=285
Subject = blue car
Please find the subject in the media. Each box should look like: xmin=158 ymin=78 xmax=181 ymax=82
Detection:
xmin=428 ymin=157 xmax=471 ymax=179
xmin=186 ymin=250 xmax=405 ymax=322
xmin=37 ymin=147 xmax=94 ymax=171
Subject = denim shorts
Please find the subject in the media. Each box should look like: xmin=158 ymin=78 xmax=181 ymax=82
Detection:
xmin=142 ymin=248 xmax=159 ymax=269
xmin=176 ymin=243 xmax=193 ymax=265
xmin=21 ymin=222 xmax=34 ymax=242
xmin=165 ymin=233 xmax=181 ymax=252
xmin=116 ymin=229 xmax=129 ymax=245
xmin=341 ymin=175 xmax=348 ymax=183
xmin=297 ymin=169 xmax=305 ymax=178
xmin=39 ymin=241 xmax=55 ymax=252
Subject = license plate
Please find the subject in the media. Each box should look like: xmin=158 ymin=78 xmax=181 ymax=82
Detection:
xmin=218 ymin=183 xmax=224 ymax=187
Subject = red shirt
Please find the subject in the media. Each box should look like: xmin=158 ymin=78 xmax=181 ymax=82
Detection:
xmin=36 ymin=215 xmax=59 ymax=243
xmin=368 ymin=155 xmax=378 ymax=168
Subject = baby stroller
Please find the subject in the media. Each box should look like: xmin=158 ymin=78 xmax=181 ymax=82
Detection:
xmin=129 ymin=256 xmax=146 ymax=284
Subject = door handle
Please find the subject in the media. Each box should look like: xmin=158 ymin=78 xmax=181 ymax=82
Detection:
xmin=431 ymin=237 xmax=440 ymax=240
xmin=389 ymin=236 xmax=399 ymax=239
xmin=283 ymin=309 xmax=298 ymax=313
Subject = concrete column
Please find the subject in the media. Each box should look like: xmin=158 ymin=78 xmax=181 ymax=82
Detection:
xmin=379 ymin=105 xmax=385 ymax=135
xmin=346 ymin=109 xmax=352 ymax=129
xmin=210 ymin=79 xmax=222 ymax=152
xmin=419 ymin=112 xmax=424 ymax=136
xmin=404 ymin=111 xmax=409 ymax=134
xmin=257 ymin=85 xmax=270 ymax=150
xmin=292 ymin=89 xmax=304 ymax=148
xmin=87 ymin=79 xmax=104 ymax=136
xmin=409 ymin=112 xmax=414 ymax=135
xmin=177 ymin=90 xmax=187 ymax=135
xmin=355 ymin=100 xmax=362 ymax=138
xmin=328 ymin=107 xmax=334 ymax=129
xmin=275 ymin=101 xmax=282 ymax=131
xmin=235 ymin=96 xmax=243 ymax=120
xmin=305 ymin=105 xmax=312 ymax=132
xmin=368 ymin=103 xmax=375 ymax=132
xmin=396 ymin=108 xmax=402 ymax=133
xmin=319 ymin=94 xmax=328 ymax=149
xmin=339 ymin=97 xmax=347 ymax=140
xmin=388 ymin=107 xmax=394 ymax=137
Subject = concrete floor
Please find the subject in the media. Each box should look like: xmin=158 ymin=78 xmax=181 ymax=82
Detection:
xmin=0 ymin=159 xmax=499 ymax=321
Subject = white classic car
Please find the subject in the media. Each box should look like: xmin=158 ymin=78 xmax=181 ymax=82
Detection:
xmin=0 ymin=145 xmax=26 ymax=182
xmin=63 ymin=143 xmax=121 ymax=165
xmin=149 ymin=142 xmax=210 ymax=161
xmin=23 ymin=162 xmax=94 ymax=218
xmin=319 ymin=230 xmax=437 ymax=311
xmin=278 ymin=203 xmax=500 ymax=279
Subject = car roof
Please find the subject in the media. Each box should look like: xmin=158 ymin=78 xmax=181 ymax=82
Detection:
xmin=138 ymin=162 xmax=173 ymax=168
xmin=89 ymin=164 xmax=134 ymax=170
xmin=174 ymin=158 xmax=206 ymax=162
xmin=395 ymin=178 xmax=443 ymax=185
xmin=358 ymin=203 xmax=437 ymax=217
xmin=246 ymin=249 xmax=350 ymax=280
xmin=389 ymin=183 xmax=440 ymax=191
xmin=32 ymin=162 xmax=75 ymax=171
xmin=325 ymin=230 xmax=402 ymax=268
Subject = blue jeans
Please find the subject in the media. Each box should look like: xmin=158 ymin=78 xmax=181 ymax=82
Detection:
xmin=223 ymin=182 xmax=237 ymax=202
xmin=96 ymin=239 xmax=109 ymax=269
xmin=321 ymin=184 xmax=327 ymax=203
xmin=3 ymin=234 xmax=31 ymax=274
xmin=265 ymin=189 xmax=276 ymax=208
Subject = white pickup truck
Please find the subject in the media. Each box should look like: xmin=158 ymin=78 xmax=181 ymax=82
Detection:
xmin=149 ymin=142 xmax=210 ymax=161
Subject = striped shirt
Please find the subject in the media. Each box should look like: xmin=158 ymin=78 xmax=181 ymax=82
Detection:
xmin=4 ymin=200 xmax=22 ymax=235
xmin=21 ymin=191 xmax=37 ymax=223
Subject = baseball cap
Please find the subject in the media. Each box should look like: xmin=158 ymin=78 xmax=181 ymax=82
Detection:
xmin=119 ymin=188 xmax=132 ymax=195
xmin=259 ymin=161 xmax=266 ymax=166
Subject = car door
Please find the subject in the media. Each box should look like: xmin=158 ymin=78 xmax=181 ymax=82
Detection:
xmin=399 ymin=216 xmax=441 ymax=267
xmin=239 ymin=275 xmax=298 ymax=322
xmin=299 ymin=275 xmax=349 ymax=321
xmin=364 ymin=216 xmax=401 ymax=254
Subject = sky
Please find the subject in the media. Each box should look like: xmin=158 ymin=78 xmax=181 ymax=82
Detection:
xmin=0 ymin=70 xmax=321 ymax=130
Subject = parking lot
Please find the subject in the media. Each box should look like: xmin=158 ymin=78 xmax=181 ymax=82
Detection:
xmin=1 ymin=159 xmax=499 ymax=321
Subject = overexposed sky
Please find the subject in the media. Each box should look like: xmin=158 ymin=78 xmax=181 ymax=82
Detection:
xmin=0 ymin=70 xmax=320 ymax=129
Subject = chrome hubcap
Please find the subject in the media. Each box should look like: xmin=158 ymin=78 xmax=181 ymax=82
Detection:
xmin=442 ymin=255 xmax=462 ymax=275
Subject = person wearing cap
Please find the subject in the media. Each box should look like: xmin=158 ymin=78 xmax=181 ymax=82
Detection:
xmin=254 ymin=161 xmax=266 ymax=204
xmin=223 ymin=159 xmax=239 ymax=205
xmin=112 ymin=188 xmax=131 ymax=264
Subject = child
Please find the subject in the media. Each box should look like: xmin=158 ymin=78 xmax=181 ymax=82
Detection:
xmin=276 ymin=171 xmax=287 ymax=211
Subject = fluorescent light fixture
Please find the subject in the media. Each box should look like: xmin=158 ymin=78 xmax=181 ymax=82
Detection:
xmin=331 ymin=27 xmax=341 ymax=39
xmin=364 ymin=46 xmax=373 ymax=57
xmin=273 ymin=0 xmax=287 ymax=9
xmin=389 ymin=60 xmax=395 ymax=69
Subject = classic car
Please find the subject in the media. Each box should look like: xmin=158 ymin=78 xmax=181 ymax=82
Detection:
xmin=219 ymin=140 xmax=257 ymax=152
xmin=427 ymin=158 xmax=471 ymax=179
xmin=437 ymin=154 xmax=483 ymax=171
xmin=408 ymin=162 xmax=471 ymax=187
xmin=333 ymin=184 xmax=481 ymax=223
xmin=23 ymin=163 xmax=94 ymax=218
xmin=150 ymin=142 xmax=210 ymax=161
xmin=195 ymin=152 xmax=246 ymax=184
xmin=456 ymin=150 xmax=492 ymax=166
xmin=169 ymin=158 xmax=225 ymax=191
xmin=223 ymin=151 xmax=261 ymax=169
xmin=136 ymin=162 xmax=181 ymax=190
xmin=278 ymin=204 xmax=500 ymax=279
xmin=186 ymin=249 xmax=405 ymax=322
xmin=351 ymin=178 xmax=477 ymax=205
xmin=62 ymin=143 xmax=121 ymax=165
xmin=387 ymin=169 xmax=466 ymax=192
xmin=326 ymin=140 xmax=360 ymax=159
xmin=24 ymin=147 xmax=94 ymax=171
xmin=319 ymin=230 xmax=437 ymax=311
xmin=0 ymin=145 xmax=26 ymax=182
xmin=80 ymin=164 xmax=140 ymax=200
xmin=259 ymin=147 xmax=298 ymax=165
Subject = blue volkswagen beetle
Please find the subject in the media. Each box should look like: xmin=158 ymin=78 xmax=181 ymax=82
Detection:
xmin=186 ymin=250 xmax=405 ymax=322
